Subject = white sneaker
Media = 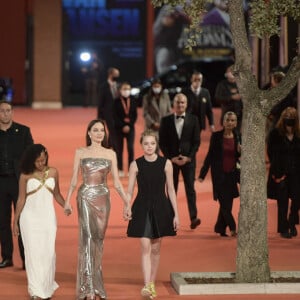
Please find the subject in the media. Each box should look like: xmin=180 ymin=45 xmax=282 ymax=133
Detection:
xmin=118 ymin=170 xmax=125 ymax=177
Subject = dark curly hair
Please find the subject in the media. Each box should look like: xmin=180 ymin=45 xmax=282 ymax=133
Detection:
xmin=86 ymin=119 xmax=108 ymax=148
xmin=20 ymin=144 xmax=48 ymax=174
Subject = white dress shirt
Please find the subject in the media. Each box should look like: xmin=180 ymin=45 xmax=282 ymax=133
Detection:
xmin=174 ymin=113 xmax=185 ymax=139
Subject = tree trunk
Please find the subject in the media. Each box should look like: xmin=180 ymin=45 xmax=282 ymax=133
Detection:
xmin=152 ymin=0 xmax=300 ymax=284
xmin=235 ymin=98 xmax=270 ymax=282
xmin=227 ymin=0 xmax=271 ymax=282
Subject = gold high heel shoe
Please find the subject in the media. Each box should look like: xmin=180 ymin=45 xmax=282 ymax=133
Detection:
xmin=141 ymin=283 xmax=152 ymax=298
xmin=149 ymin=282 xmax=157 ymax=298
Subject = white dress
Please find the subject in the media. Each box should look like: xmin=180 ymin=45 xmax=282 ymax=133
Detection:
xmin=20 ymin=173 xmax=59 ymax=298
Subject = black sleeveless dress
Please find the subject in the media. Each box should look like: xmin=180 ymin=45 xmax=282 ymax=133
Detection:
xmin=127 ymin=155 xmax=176 ymax=238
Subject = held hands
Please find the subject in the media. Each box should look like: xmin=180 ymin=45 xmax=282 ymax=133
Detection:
xmin=64 ymin=202 xmax=73 ymax=216
xmin=151 ymin=122 xmax=160 ymax=130
xmin=173 ymin=215 xmax=180 ymax=231
xmin=272 ymin=174 xmax=286 ymax=184
xmin=13 ymin=222 xmax=19 ymax=236
xmin=171 ymin=155 xmax=191 ymax=166
xmin=122 ymin=125 xmax=130 ymax=134
xmin=123 ymin=203 xmax=132 ymax=221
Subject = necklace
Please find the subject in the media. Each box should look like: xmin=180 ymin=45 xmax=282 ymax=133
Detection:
xmin=34 ymin=167 xmax=49 ymax=182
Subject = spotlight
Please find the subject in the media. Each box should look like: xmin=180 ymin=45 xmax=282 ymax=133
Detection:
xmin=80 ymin=52 xmax=91 ymax=62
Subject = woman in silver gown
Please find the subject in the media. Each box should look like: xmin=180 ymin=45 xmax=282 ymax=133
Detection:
xmin=64 ymin=119 xmax=131 ymax=300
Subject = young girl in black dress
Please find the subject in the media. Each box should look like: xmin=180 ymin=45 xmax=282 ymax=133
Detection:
xmin=126 ymin=130 xmax=180 ymax=299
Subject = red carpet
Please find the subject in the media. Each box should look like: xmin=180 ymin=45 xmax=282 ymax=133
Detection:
xmin=0 ymin=107 xmax=300 ymax=300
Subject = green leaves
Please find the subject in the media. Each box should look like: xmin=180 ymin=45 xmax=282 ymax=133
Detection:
xmin=249 ymin=0 xmax=300 ymax=38
xmin=152 ymin=0 xmax=300 ymax=40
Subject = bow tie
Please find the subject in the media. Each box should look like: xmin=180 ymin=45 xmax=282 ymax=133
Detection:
xmin=176 ymin=115 xmax=184 ymax=119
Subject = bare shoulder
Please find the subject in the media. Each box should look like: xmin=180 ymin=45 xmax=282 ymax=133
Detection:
xmin=20 ymin=173 xmax=30 ymax=181
xmin=104 ymin=148 xmax=117 ymax=159
xmin=75 ymin=147 xmax=86 ymax=155
xmin=129 ymin=160 xmax=138 ymax=171
xmin=20 ymin=173 xmax=33 ymax=184
xmin=165 ymin=159 xmax=173 ymax=170
xmin=47 ymin=167 xmax=58 ymax=177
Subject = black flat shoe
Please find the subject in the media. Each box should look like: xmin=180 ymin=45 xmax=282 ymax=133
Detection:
xmin=280 ymin=232 xmax=292 ymax=239
xmin=290 ymin=227 xmax=298 ymax=237
xmin=231 ymin=230 xmax=237 ymax=237
xmin=190 ymin=218 xmax=201 ymax=229
xmin=0 ymin=259 xmax=13 ymax=268
xmin=220 ymin=233 xmax=228 ymax=237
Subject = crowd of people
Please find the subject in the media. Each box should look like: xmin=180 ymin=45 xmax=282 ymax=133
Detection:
xmin=0 ymin=62 xmax=299 ymax=300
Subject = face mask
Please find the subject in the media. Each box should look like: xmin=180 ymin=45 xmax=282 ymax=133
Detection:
xmin=283 ymin=118 xmax=296 ymax=127
xmin=121 ymin=90 xmax=131 ymax=98
xmin=152 ymin=87 xmax=162 ymax=94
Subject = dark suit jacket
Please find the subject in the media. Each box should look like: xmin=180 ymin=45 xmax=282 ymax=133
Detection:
xmin=267 ymin=128 xmax=300 ymax=199
xmin=0 ymin=122 xmax=34 ymax=178
xmin=97 ymin=81 xmax=115 ymax=121
xmin=113 ymin=97 xmax=137 ymax=131
xmin=199 ymin=130 xmax=240 ymax=200
xmin=159 ymin=113 xmax=200 ymax=160
xmin=183 ymin=87 xmax=214 ymax=130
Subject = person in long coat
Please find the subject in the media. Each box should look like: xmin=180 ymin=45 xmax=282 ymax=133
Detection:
xmin=142 ymin=78 xmax=172 ymax=132
xmin=199 ymin=111 xmax=241 ymax=237
xmin=267 ymin=106 xmax=300 ymax=238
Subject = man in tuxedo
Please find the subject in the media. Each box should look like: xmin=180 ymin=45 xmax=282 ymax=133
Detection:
xmin=97 ymin=67 xmax=120 ymax=149
xmin=0 ymin=100 xmax=34 ymax=269
xmin=159 ymin=93 xmax=201 ymax=229
xmin=183 ymin=72 xmax=215 ymax=135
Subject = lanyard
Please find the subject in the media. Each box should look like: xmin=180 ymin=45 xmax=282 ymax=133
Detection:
xmin=121 ymin=97 xmax=130 ymax=115
xmin=121 ymin=97 xmax=130 ymax=122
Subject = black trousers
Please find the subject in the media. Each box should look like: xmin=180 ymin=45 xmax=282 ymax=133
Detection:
xmin=276 ymin=174 xmax=300 ymax=233
xmin=214 ymin=172 xmax=237 ymax=234
xmin=105 ymin=119 xmax=116 ymax=151
xmin=114 ymin=128 xmax=135 ymax=171
xmin=172 ymin=160 xmax=197 ymax=221
xmin=214 ymin=197 xmax=236 ymax=234
xmin=0 ymin=176 xmax=24 ymax=261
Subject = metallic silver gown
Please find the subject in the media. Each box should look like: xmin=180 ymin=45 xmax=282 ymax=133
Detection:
xmin=76 ymin=158 xmax=111 ymax=299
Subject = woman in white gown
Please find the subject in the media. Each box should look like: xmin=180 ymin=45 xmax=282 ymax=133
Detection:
xmin=13 ymin=144 xmax=70 ymax=300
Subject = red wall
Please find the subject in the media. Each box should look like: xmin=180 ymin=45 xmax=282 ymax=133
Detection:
xmin=0 ymin=0 xmax=28 ymax=104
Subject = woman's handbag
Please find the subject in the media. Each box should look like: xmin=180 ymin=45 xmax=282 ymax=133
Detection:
xmin=235 ymin=161 xmax=241 ymax=184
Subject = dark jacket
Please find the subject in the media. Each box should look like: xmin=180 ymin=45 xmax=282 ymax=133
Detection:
xmin=215 ymin=79 xmax=243 ymax=118
xmin=0 ymin=122 xmax=34 ymax=178
xmin=199 ymin=130 xmax=241 ymax=200
xmin=97 ymin=81 xmax=115 ymax=121
xmin=267 ymin=128 xmax=300 ymax=199
xmin=183 ymin=87 xmax=214 ymax=130
xmin=113 ymin=97 xmax=137 ymax=131
xmin=159 ymin=113 xmax=200 ymax=160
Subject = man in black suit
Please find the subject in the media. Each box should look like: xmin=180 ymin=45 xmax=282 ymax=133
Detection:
xmin=159 ymin=93 xmax=201 ymax=229
xmin=183 ymin=72 xmax=215 ymax=135
xmin=215 ymin=65 xmax=243 ymax=132
xmin=97 ymin=67 xmax=120 ymax=149
xmin=0 ymin=100 xmax=34 ymax=269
